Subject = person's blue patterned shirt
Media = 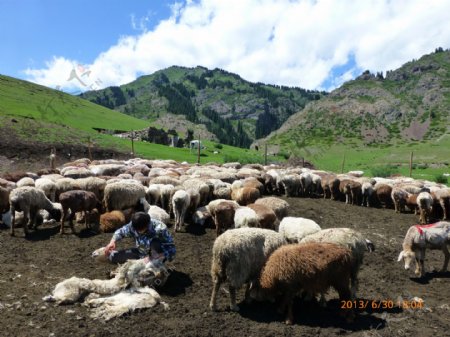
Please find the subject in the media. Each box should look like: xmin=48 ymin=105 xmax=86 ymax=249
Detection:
xmin=112 ymin=218 xmax=176 ymax=261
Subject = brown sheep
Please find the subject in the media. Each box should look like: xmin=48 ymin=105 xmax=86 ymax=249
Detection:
xmin=212 ymin=201 xmax=239 ymax=237
xmin=247 ymin=203 xmax=277 ymax=230
xmin=254 ymin=242 xmax=355 ymax=325
xmin=0 ymin=186 xmax=10 ymax=214
xmin=231 ymin=187 xmax=260 ymax=206
xmin=432 ymin=188 xmax=450 ymax=220
xmin=100 ymin=210 xmax=125 ymax=233
xmin=59 ymin=190 xmax=102 ymax=234
xmin=339 ymin=179 xmax=362 ymax=205
xmin=406 ymin=194 xmax=419 ymax=214
xmin=374 ymin=184 xmax=393 ymax=209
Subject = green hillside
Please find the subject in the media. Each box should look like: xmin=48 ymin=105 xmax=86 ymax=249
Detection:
xmin=0 ymin=75 xmax=148 ymax=132
xmin=0 ymin=75 xmax=280 ymax=167
xmin=79 ymin=66 xmax=326 ymax=148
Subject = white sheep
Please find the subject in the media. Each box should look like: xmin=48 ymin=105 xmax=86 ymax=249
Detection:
xmin=172 ymin=189 xmax=191 ymax=232
xmin=234 ymin=207 xmax=259 ymax=228
xmin=9 ymin=186 xmax=62 ymax=236
xmin=278 ymin=217 xmax=321 ymax=243
xmin=43 ymin=258 xmax=169 ymax=321
xmin=397 ymin=221 xmax=450 ymax=277
xmin=148 ymin=205 xmax=170 ymax=225
xmin=209 ymin=227 xmax=286 ymax=311
xmin=16 ymin=177 xmax=35 ymax=187
xmin=417 ymin=191 xmax=434 ymax=224
xmin=103 ymin=181 xmax=146 ymax=212
xmin=35 ymin=177 xmax=57 ymax=202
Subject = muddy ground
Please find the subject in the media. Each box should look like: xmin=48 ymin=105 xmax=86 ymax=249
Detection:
xmin=1 ymin=195 xmax=450 ymax=337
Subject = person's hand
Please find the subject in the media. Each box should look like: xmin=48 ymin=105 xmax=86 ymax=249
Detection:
xmin=105 ymin=240 xmax=116 ymax=256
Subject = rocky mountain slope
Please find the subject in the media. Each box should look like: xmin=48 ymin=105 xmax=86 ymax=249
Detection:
xmin=80 ymin=66 xmax=326 ymax=147
xmin=263 ymin=48 xmax=450 ymax=150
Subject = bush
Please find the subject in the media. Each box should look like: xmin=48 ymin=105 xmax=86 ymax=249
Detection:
xmin=434 ymin=174 xmax=448 ymax=184
xmin=214 ymin=143 xmax=223 ymax=149
xmin=370 ymin=165 xmax=398 ymax=178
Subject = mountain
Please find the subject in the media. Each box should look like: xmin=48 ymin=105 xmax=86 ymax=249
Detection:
xmin=79 ymin=66 xmax=326 ymax=147
xmin=262 ymin=48 xmax=450 ymax=171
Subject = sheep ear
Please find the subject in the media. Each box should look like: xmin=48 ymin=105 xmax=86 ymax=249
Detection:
xmin=397 ymin=251 xmax=404 ymax=262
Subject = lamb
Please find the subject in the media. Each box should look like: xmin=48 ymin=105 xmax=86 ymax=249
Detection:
xmin=278 ymin=217 xmax=321 ymax=243
xmin=300 ymin=227 xmax=374 ymax=297
xmin=252 ymin=242 xmax=356 ymax=325
xmin=59 ymin=190 xmax=102 ymax=234
xmin=172 ymin=190 xmax=191 ymax=232
xmin=100 ymin=210 xmax=129 ymax=233
xmin=417 ymin=191 xmax=434 ymax=224
xmin=397 ymin=221 xmax=450 ymax=277
xmin=103 ymin=181 xmax=146 ymax=212
xmin=209 ymin=227 xmax=286 ymax=312
xmin=9 ymin=186 xmax=62 ymax=236
xmin=254 ymin=197 xmax=289 ymax=220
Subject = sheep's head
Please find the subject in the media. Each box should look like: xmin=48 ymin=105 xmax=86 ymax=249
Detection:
xmin=397 ymin=250 xmax=415 ymax=271
xmin=92 ymin=246 xmax=109 ymax=263
xmin=137 ymin=260 xmax=170 ymax=288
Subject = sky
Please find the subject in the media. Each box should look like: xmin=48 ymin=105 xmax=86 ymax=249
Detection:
xmin=1 ymin=0 xmax=450 ymax=94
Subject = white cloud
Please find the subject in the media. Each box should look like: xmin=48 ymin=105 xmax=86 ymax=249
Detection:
xmin=24 ymin=0 xmax=450 ymax=92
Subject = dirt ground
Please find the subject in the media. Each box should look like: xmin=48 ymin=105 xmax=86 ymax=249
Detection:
xmin=1 ymin=194 xmax=450 ymax=337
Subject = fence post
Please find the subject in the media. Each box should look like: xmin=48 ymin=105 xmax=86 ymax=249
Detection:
xmin=87 ymin=137 xmax=92 ymax=161
xmin=341 ymin=154 xmax=346 ymax=173
xmin=197 ymin=137 xmax=201 ymax=164
xmin=409 ymin=151 xmax=413 ymax=177
xmin=264 ymin=143 xmax=267 ymax=165
xmin=131 ymin=131 xmax=135 ymax=158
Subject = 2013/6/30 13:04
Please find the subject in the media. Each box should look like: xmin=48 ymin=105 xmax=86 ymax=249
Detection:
xmin=341 ymin=299 xmax=424 ymax=310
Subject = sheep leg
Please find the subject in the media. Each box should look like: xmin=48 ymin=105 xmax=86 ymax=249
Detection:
xmin=441 ymin=245 xmax=450 ymax=273
xmin=415 ymin=249 xmax=426 ymax=277
xmin=278 ymin=292 xmax=294 ymax=325
xmin=10 ymin=206 xmax=16 ymax=236
xmin=335 ymin=282 xmax=355 ymax=323
xmin=60 ymin=209 xmax=66 ymax=235
xmin=69 ymin=210 xmax=76 ymax=234
xmin=209 ymin=279 xmax=220 ymax=311
xmin=229 ymin=285 xmax=239 ymax=312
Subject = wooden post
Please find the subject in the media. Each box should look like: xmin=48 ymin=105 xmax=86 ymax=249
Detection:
xmin=87 ymin=137 xmax=92 ymax=161
xmin=409 ymin=151 xmax=413 ymax=177
xmin=131 ymin=131 xmax=135 ymax=158
xmin=49 ymin=147 xmax=56 ymax=169
xmin=264 ymin=143 xmax=267 ymax=165
xmin=341 ymin=154 xmax=346 ymax=173
xmin=197 ymin=137 xmax=201 ymax=164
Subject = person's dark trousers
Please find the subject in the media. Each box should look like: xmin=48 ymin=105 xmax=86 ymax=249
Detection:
xmin=109 ymin=248 xmax=142 ymax=264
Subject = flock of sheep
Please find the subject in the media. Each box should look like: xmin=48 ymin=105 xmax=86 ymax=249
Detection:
xmin=0 ymin=157 xmax=449 ymax=323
